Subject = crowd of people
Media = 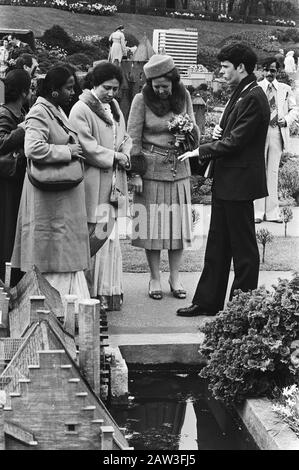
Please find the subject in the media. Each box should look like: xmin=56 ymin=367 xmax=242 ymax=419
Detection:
xmin=0 ymin=39 xmax=298 ymax=317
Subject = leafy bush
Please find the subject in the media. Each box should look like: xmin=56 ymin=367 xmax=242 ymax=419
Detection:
xmin=125 ymin=33 xmax=139 ymax=48
xmin=275 ymin=28 xmax=299 ymax=43
xmin=191 ymin=176 xmax=212 ymax=204
xmin=199 ymin=275 xmax=299 ymax=404
xmin=220 ymin=30 xmax=281 ymax=54
xmin=197 ymin=46 xmax=219 ymax=72
xmin=66 ymin=53 xmax=93 ymax=71
xmin=278 ymin=158 xmax=299 ymax=201
xmin=41 ymin=25 xmax=73 ymax=51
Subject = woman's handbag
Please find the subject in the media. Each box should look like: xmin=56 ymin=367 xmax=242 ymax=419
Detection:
xmin=26 ymin=103 xmax=84 ymax=191
xmin=109 ymin=135 xmax=129 ymax=208
xmin=110 ymin=164 xmax=127 ymax=209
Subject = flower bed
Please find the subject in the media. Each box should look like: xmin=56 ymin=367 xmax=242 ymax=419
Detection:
xmin=9 ymin=0 xmax=117 ymax=15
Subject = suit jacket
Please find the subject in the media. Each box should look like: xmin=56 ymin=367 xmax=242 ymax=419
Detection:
xmin=259 ymin=78 xmax=298 ymax=152
xmin=198 ymin=82 xmax=269 ymax=201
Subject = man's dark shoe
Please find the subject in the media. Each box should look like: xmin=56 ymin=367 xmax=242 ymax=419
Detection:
xmin=176 ymin=304 xmax=217 ymax=317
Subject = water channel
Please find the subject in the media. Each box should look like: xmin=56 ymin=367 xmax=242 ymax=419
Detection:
xmin=109 ymin=369 xmax=258 ymax=450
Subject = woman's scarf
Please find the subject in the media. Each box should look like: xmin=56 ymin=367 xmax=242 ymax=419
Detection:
xmin=79 ymin=89 xmax=120 ymax=126
xmin=220 ymin=73 xmax=257 ymax=130
xmin=142 ymin=81 xmax=187 ymax=117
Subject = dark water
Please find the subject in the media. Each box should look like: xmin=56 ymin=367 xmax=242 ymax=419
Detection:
xmin=109 ymin=370 xmax=258 ymax=450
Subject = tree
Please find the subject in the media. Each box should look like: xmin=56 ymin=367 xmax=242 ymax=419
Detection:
xmin=280 ymin=206 xmax=293 ymax=238
xmin=256 ymin=228 xmax=274 ymax=263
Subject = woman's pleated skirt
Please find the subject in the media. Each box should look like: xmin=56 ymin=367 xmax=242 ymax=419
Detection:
xmin=131 ymin=177 xmax=193 ymax=250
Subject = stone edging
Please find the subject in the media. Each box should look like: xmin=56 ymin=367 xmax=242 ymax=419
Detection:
xmin=237 ymin=397 xmax=299 ymax=450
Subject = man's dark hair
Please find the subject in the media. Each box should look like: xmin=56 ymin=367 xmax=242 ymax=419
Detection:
xmin=9 ymin=33 xmax=17 ymax=40
xmin=15 ymin=53 xmax=34 ymax=69
xmin=217 ymin=43 xmax=257 ymax=74
xmin=261 ymin=56 xmax=280 ymax=71
xmin=4 ymin=69 xmax=31 ymax=102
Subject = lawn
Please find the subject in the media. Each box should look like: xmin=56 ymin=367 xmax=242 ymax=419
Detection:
xmin=0 ymin=5 xmax=285 ymax=45
xmin=121 ymin=236 xmax=299 ymax=272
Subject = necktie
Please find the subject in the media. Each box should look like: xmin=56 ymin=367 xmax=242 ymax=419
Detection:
xmin=267 ymin=83 xmax=278 ymax=127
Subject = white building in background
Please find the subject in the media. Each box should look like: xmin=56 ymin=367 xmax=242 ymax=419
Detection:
xmin=152 ymin=28 xmax=198 ymax=75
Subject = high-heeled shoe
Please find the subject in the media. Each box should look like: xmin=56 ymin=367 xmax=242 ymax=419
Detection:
xmin=148 ymin=280 xmax=163 ymax=300
xmin=169 ymin=280 xmax=186 ymax=299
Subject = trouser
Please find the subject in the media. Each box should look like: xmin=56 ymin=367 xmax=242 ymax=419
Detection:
xmin=192 ymin=197 xmax=260 ymax=313
xmin=254 ymin=126 xmax=283 ymax=221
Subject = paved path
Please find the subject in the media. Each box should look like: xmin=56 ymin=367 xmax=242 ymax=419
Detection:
xmin=109 ymin=271 xmax=294 ymax=338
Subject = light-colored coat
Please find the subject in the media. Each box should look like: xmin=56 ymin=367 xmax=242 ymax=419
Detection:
xmin=69 ymin=90 xmax=132 ymax=223
xmin=108 ymin=30 xmax=126 ymax=63
xmin=11 ymin=97 xmax=90 ymax=273
xmin=259 ymin=78 xmax=299 ymax=152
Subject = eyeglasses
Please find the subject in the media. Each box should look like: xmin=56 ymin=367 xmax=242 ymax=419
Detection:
xmin=263 ymin=68 xmax=277 ymax=73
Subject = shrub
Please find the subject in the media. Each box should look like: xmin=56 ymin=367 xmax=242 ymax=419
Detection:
xmin=125 ymin=33 xmax=139 ymax=48
xmin=256 ymin=228 xmax=274 ymax=263
xmin=197 ymin=46 xmax=219 ymax=72
xmin=41 ymin=25 xmax=73 ymax=50
xmin=199 ymin=275 xmax=299 ymax=404
xmin=275 ymin=28 xmax=299 ymax=43
xmin=278 ymin=158 xmax=299 ymax=201
xmin=66 ymin=53 xmax=93 ymax=71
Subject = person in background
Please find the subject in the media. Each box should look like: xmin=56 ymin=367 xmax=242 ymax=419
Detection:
xmin=176 ymin=44 xmax=269 ymax=317
xmin=69 ymin=61 xmax=132 ymax=311
xmin=15 ymin=53 xmax=39 ymax=79
xmin=284 ymin=51 xmax=296 ymax=76
xmin=127 ymin=54 xmax=199 ymax=300
xmin=0 ymin=37 xmax=11 ymax=78
xmin=0 ymin=70 xmax=31 ymax=286
xmin=11 ymin=66 xmax=90 ymax=301
xmin=254 ymin=57 xmax=299 ymax=224
xmin=8 ymin=33 xmax=33 ymax=60
xmin=275 ymin=48 xmax=285 ymax=71
xmin=108 ymin=25 xmax=127 ymax=65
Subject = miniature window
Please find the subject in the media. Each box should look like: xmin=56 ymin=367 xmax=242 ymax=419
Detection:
xmin=66 ymin=424 xmax=76 ymax=432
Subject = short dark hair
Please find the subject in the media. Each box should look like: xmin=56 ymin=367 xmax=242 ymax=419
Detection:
xmin=92 ymin=61 xmax=123 ymax=87
xmin=82 ymin=70 xmax=94 ymax=90
xmin=146 ymin=67 xmax=180 ymax=86
xmin=9 ymin=33 xmax=17 ymax=40
xmin=261 ymin=57 xmax=280 ymax=71
xmin=15 ymin=53 xmax=34 ymax=69
xmin=4 ymin=69 xmax=31 ymax=102
xmin=41 ymin=65 xmax=73 ymax=97
xmin=217 ymin=43 xmax=257 ymax=74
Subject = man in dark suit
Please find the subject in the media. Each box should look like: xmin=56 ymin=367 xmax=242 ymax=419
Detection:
xmin=177 ymin=43 xmax=270 ymax=317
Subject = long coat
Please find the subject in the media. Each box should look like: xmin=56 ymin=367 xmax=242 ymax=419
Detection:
xmin=0 ymin=104 xmax=26 ymax=284
xmin=259 ymin=78 xmax=299 ymax=153
xmin=11 ymin=97 xmax=90 ymax=273
xmin=69 ymin=90 xmax=132 ymax=224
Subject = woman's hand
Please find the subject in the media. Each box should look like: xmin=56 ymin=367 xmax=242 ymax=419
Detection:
xmin=212 ymin=124 xmax=223 ymax=140
xmin=115 ymin=151 xmax=130 ymax=169
xmin=69 ymin=143 xmax=85 ymax=160
xmin=177 ymin=149 xmax=199 ymax=162
xmin=129 ymin=175 xmax=143 ymax=193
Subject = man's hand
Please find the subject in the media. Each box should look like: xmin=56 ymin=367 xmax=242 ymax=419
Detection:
xmin=212 ymin=124 xmax=223 ymax=140
xmin=177 ymin=149 xmax=199 ymax=161
xmin=129 ymin=175 xmax=143 ymax=193
xmin=278 ymin=117 xmax=287 ymax=128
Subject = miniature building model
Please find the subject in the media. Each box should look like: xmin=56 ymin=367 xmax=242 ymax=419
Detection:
xmin=0 ymin=266 xmax=130 ymax=450
xmin=152 ymin=29 xmax=198 ymax=75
